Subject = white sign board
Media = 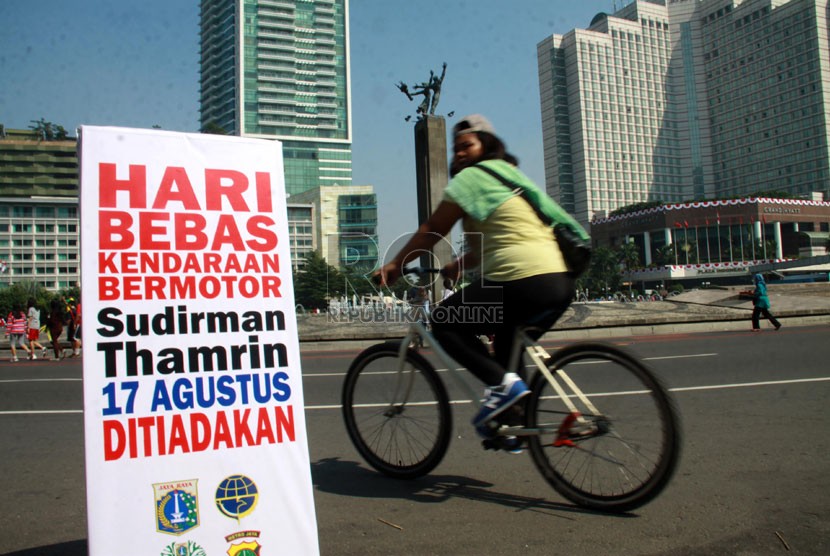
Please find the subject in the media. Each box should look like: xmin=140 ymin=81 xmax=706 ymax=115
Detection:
xmin=80 ymin=126 xmax=318 ymax=556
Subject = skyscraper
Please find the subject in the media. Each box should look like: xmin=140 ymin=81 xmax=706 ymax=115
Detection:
xmin=538 ymin=0 xmax=830 ymax=227
xmin=200 ymin=0 xmax=352 ymax=196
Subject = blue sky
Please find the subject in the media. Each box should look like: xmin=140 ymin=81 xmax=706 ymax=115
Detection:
xmin=0 ymin=0 xmax=617 ymax=252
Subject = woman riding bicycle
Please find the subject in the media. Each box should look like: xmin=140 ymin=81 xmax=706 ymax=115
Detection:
xmin=377 ymin=114 xmax=588 ymax=438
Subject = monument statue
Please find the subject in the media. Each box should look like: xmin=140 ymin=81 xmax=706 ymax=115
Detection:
xmin=397 ymin=64 xmax=452 ymax=297
xmin=396 ymin=62 xmax=448 ymax=120
xmin=411 ymin=79 xmax=432 ymax=116
xmin=428 ymin=62 xmax=447 ymax=115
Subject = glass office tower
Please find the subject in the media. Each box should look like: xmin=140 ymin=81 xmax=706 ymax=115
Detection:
xmin=200 ymin=0 xmax=352 ymax=196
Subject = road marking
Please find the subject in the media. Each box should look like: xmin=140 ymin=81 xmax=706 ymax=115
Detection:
xmin=0 ymin=353 xmax=721 ymax=382
xmin=302 ymin=353 xmax=719 ymax=377
xmin=4 ymin=375 xmax=828 ymax=415
xmin=669 ymin=376 xmax=830 ymax=393
xmin=311 ymin=375 xmax=830 ymax=410
xmin=645 ymin=353 xmax=718 ymax=361
xmin=0 ymin=410 xmax=83 ymax=415
xmin=0 ymin=378 xmax=82 ymax=383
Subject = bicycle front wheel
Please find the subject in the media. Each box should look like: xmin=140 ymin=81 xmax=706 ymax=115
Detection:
xmin=526 ymin=342 xmax=681 ymax=512
xmin=341 ymin=341 xmax=452 ymax=479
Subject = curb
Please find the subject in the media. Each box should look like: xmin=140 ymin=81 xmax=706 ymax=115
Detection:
xmin=2 ymin=315 xmax=826 ymax=358
xmin=296 ymin=313 xmax=829 ymax=353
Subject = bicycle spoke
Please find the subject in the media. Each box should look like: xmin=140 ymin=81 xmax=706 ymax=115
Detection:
xmin=526 ymin=342 xmax=680 ymax=512
xmin=342 ymin=343 xmax=452 ymax=479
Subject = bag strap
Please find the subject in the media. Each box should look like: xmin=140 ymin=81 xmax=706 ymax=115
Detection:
xmin=472 ymin=163 xmax=554 ymax=227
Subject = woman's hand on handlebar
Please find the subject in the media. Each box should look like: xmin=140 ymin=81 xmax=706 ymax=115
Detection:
xmin=373 ymin=261 xmax=402 ymax=286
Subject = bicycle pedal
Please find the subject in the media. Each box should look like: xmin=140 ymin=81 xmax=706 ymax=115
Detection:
xmin=481 ymin=438 xmax=501 ymax=451
xmin=481 ymin=436 xmax=524 ymax=453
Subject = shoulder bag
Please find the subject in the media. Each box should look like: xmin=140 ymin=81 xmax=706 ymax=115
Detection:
xmin=474 ymin=163 xmax=592 ymax=278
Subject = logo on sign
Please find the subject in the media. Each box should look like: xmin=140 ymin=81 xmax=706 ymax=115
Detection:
xmin=225 ymin=529 xmax=261 ymax=554
xmin=227 ymin=540 xmax=262 ymax=555
xmin=153 ymin=480 xmax=200 ymax=535
xmin=215 ymin=474 xmax=259 ymax=521
xmin=159 ymin=539 xmax=206 ymax=556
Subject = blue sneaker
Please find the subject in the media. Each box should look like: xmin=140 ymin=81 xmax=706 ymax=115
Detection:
xmin=472 ymin=373 xmax=529 ymax=438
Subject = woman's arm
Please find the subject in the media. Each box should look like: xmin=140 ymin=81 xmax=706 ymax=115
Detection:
xmin=377 ymin=200 xmax=465 ymax=285
xmin=440 ymin=239 xmax=481 ymax=282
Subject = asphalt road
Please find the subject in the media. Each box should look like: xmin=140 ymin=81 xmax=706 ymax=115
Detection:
xmin=1 ymin=325 xmax=829 ymax=555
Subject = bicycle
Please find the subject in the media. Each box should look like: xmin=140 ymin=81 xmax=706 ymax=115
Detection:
xmin=341 ymin=268 xmax=681 ymax=513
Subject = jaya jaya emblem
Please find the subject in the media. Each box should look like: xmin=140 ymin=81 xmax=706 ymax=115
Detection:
xmin=153 ymin=480 xmax=200 ymax=535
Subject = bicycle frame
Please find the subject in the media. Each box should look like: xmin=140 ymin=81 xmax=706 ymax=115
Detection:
xmin=393 ymin=320 xmax=599 ymax=432
xmin=395 ymin=321 xmax=475 ymax=403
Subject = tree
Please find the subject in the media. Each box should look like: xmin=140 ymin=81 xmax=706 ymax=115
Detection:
xmin=609 ymin=200 xmax=664 ymax=217
xmin=616 ymin=241 xmax=641 ymax=295
xmin=0 ymin=281 xmax=49 ymax=319
xmin=586 ymin=246 xmax=621 ymax=298
xmin=201 ymin=121 xmax=228 ymax=135
xmin=653 ymin=244 xmax=676 ymax=267
xmin=617 ymin=241 xmax=640 ymax=271
xmin=292 ymin=251 xmax=343 ymax=311
xmin=29 ymin=118 xmax=68 ymax=140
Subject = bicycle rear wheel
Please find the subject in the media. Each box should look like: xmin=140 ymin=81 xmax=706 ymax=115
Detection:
xmin=526 ymin=342 xmax=680 ymax=512
xmin=342 ymin=341 xmax=452 ymax=479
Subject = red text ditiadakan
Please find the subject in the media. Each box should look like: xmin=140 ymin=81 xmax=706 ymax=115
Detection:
xmin=103 ymin=405 xmax=296 ymax=461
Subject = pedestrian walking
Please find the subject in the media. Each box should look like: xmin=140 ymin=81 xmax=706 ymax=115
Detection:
xmin=751 ymin=273 xmax=782 ymax=332
xmin=66 ymin=298 xmax=82 ymax=357
xmin=26 ymin=297 xmax=46 ymax=359
xmin=46 ymin=298 xmax=65 ymax=360
xmin=6 ymin=308 xmax=30 ymax=362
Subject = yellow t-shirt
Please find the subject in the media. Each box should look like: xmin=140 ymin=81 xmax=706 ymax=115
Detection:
xmin=462 ymin=195 xmax=567 ymax=281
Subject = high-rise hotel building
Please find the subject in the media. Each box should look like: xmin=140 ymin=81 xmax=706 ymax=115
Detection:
xmin=538 ymin=0 xmax=830 ymax=228
xmin=0 ymin=127 xmax=80 ymax=291
xmin=200 ymin=0 xmax=352 ymax=196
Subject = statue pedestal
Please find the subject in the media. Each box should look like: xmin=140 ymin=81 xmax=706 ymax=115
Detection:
xmin=414 ymin=116 xmax=453 ymax=300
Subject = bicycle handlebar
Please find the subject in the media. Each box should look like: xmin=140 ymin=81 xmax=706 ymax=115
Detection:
xmin=371 ymin=265 xmax=446 ymax=285
xmin=404 ymin=266 xmax=444 ymax=276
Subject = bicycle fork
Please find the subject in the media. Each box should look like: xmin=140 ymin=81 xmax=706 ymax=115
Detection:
xmin=379 ymin=333 xmax=426 ymax=416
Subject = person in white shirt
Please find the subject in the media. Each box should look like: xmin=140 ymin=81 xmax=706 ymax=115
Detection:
xmin=26 ymin=297 xmax=46 ymax=359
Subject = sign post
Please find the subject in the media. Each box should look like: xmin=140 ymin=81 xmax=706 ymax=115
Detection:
xmin=80 ymin=126 xmax=319 ymax=555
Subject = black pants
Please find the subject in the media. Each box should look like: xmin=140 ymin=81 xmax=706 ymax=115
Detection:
xmin=430 ymin=273 xmax=574 ymax=386
xmin=752 ymin=307 xmax=780 ymax=329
